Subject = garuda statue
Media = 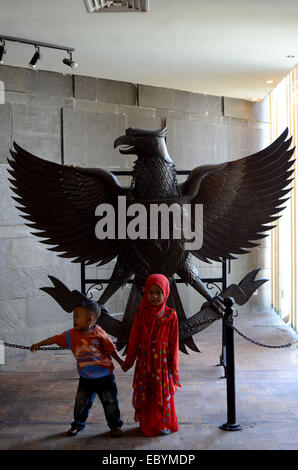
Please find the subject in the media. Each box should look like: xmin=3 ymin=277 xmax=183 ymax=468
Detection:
xmin=7 ymin=126 xmax=295 ymax=353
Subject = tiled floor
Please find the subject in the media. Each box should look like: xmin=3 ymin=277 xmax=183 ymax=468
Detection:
xmin=0 ymin=308 xmax=298 ymax=450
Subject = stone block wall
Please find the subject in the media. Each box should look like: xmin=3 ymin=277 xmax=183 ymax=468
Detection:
xmin=0 ymin=65 xmax=270 ymax=360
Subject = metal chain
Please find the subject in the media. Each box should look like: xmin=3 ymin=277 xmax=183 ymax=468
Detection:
xmin=3 ymin=319 xmax=298 ymax=351
xmin=3 ymin=342 xmax=68 ymax=351
xmin=225 ymin=322 xmax=298 ymax=349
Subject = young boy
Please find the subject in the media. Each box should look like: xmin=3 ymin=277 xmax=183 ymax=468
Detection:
xmin=31 ymin=299 xmax=125 ymax=437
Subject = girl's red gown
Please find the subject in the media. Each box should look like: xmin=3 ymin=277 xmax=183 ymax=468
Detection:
xmin=125 ymin=301 xmax=181 ymax=436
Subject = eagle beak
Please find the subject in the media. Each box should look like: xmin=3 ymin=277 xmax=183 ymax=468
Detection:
xmin=114 ymin=135 xmax=136 ymax=155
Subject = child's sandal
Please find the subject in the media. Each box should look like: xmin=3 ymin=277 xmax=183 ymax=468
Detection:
xmin=110 ymin=427 xmax=123 ymax=438
xmin=161 ymin=429 xmax=170 ymax=435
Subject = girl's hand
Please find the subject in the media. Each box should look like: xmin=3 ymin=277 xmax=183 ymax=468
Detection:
xmin=122 ymin=363 xmax=130 ymax=372
xmin=30 ymin=343 xmax=40 ymax=354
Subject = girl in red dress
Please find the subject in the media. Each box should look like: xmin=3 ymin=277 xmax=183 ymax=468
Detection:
xmin=123 ymin=273 xmax=181 ymax=436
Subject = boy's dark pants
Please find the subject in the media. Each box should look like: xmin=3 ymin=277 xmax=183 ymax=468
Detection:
xmin=72 ymin=373 xmax=123 ymax=430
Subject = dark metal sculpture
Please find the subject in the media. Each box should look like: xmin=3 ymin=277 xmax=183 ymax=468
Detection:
xmin=7 ymin=126 xmax=295 ymax=353
xmin=41 ymin=268 xmax=267 ymax=346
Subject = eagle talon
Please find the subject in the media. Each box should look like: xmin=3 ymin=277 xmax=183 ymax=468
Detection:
xmin=209 ymin=295 xmax=225 ymax=317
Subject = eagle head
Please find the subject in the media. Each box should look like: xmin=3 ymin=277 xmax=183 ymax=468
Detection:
xmin=114 ymin=126 xmax=173 ymax=162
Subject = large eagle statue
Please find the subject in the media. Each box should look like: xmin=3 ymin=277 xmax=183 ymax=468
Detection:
xmin=7 ymin=126 xmax=295 ymax=353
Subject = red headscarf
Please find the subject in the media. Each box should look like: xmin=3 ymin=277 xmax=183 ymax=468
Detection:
xmin=137 ymin=273 xmax=170 ymax=372
xmin=139 ymin=273 xmax=170 ymax=317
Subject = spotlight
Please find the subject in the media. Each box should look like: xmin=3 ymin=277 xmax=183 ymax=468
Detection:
xmin=0 ymin=36 xmax=75 ymax=70
xmin=29 ymin=46 xmax=41 ymax=68
xmin=0 ymin=40 xmax=6 ymax=64
xmin=63 ymin=51 xmax=77 ymax=68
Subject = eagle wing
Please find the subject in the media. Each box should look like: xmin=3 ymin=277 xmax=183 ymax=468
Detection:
xmin=8 ymin=142 xmax=129 ymax=265
xmin=179 ymin=128 xmax=295 ymax=263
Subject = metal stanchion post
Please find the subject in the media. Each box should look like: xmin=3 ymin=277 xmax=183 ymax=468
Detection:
xmin=219 ymin=317 xmax=227 ymax=378
xmin=218 ymin=259 xmax=227 ymax=377
xmin=220 ymin=296 xmax=244 ymax=431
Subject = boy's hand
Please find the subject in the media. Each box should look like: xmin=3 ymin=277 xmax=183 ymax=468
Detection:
xmin=30 ymin=336 xmax=56 ymax=352
xmin=30 ymin=343 xmax=40 ymax=353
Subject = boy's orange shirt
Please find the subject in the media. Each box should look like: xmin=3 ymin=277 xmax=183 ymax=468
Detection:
xmin=54 ymin=325 xmax=116 ymax=379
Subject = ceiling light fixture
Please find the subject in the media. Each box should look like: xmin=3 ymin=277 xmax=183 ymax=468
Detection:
xmin=0 ymin=35 xmax=77 ymax=70
xmin=0 ymin=40 xmax=6 ymax=64
xmin=29 ymin=46 xmax=41 ymax=69
xmin=266 ymin=80 xmax=274 ymax=84
xmin=63 ymin=51 xmax=78 ymax=69
xmin=286 ymin=55 xmax=295 ymax=58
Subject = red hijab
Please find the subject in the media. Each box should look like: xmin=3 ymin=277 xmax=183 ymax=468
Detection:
xmin=139 ymin=273 xmax=170 ymax=317
xmin=137 ymin=273 xmax=170 ymax=372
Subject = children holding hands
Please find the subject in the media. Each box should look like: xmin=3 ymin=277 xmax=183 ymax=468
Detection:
xmin=31 ymin=273 xmax=181 ymax=438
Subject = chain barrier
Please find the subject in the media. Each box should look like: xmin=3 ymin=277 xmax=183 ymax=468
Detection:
xmin=3 ymin=317 xmax=298 ymax=351
xmin=3 ymin=343 xmax=67 ymax=351
xmin=226 ymin=323 xmax=298 ymax=349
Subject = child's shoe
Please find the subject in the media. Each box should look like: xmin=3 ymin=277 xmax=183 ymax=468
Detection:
xmin=161 ymin=428 xmax=170 ymax=435
xmin=110 ymin=427 xmax=123 ymax=438
xmin=67 ymin=425 xmax=84 ymax=436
